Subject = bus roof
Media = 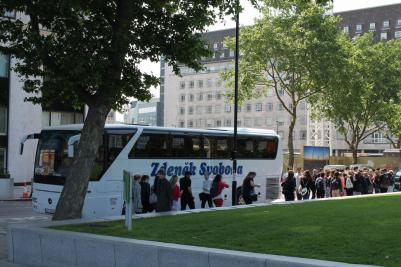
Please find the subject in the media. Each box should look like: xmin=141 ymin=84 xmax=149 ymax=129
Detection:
xmin=42 ymin=124 xmax=279 ymax=137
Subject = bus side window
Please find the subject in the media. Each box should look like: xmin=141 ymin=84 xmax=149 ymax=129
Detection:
xmin=171 ymin=135 xmax=186 ymax=158
xmin=188 ymin=135 xmax=202 ymax=158
xmin=237 ymin=136 xmax=254 ymax=159
xmin=129 ymin=133 xmax=170 ymax=158
xmin=204 ymin=135 xmax=231 ymax=159
xmin=255 ymin=138 xmax=278 ymax=159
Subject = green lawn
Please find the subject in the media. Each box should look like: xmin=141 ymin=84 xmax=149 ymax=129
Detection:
xmin=55 ymin=194 xmax=401 ymax=267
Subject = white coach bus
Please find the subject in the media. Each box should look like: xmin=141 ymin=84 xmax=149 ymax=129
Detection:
xmin=22 ymin=124 xmax=283 ymax=218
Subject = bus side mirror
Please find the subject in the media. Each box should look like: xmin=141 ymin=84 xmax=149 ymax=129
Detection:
xmin=20 ymin=133 xmax=41 ymax=155
xmin=68 ymin=134 xmax=81 ymax=158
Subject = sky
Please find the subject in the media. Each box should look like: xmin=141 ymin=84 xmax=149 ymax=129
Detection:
xmin=119 ymin=0 xmax=401 ymax=121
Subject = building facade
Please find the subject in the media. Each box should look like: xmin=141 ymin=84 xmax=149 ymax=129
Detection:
xmin=124 ymin=98 xmax=162 ymax=126
xmin=163 ymin=4 xmax=401 ymax=156
xmin=1 ymin=11 xmax=84 ymax=197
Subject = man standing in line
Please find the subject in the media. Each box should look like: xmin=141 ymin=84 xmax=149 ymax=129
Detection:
xmin=180 ymin=171 xmax=195 ymax=210
xmin=294 ymin=167 xmax=302 ymax=200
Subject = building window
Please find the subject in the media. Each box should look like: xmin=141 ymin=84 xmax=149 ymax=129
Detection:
xmin=395 ymin=31 xmax=401 ymax=38
xmin=188 ymin=120 xmax=194 ymax=128
xmin=397 ymin=19 xmax=401 ymax=27
xmin=215 ymin=78 xmax=222 ymax=87
xmin=0 ymin=53 xmax=9 ymax=78
xmin=215 ymin=120 xmax=222 ymax=127
xmin=246 ymin=103 xmax=252 ymax=112
xmin=188 ymin=106 xmax=194 ymax=115
xmin=238 ymin=106 xmax=242 ymax=113
xmin=180 ymin=94 xmax=185 ymax=102
xmin=0 ymin=147 xmax=6 ymax=173
xmin=206 ymin=106 xmax=213 ymax=114
xmin=254 ymin=117 xmax=264 ymax=127
xmin=383 ymin=20 xmax=390 ymax=28
xmin=178 ymin=121 xmax=185 ymax=128
xmin=206 ymin=119 xmax=213 ymax=127
xmin=216 ymin=92 xmax=222 ymax=100
xmin=189 ymin=94 xmax=194 ymax=102
xmin=179 ymin=81 xmax=185 ymax=90
xmin=381 ymin=32 xmax=388 ymax=40
xmin=278 ymin=89 xmax=285 ymax=96
xmin=196 ymin=106 xmax=203 ymax=114
xmin=255 ymin=103 xmax=262 ymax=112
xmin=278 ymin=103 xmax=284 ymax=111
xmin=369 ymin=22 xmax=376 ymax=30
xmin=229 ymin=49 xmax=235 ymax=57
xmin=225 ymin=104 xmax=231 ymax=113
xmin=0 ymin=107 xmax=7 ymax=134
xmin=244 ymin=118 xmax=252 ymax=127
xmin=189 ymin=80 xmax=194 ymax=89
xmin=213 ymin=42 xmax=219 ymax=50
xmin=198 ymin=80 xmax=203 ymax=88
xmin=356 ymin=24 xmax=363 ymax=32
xmin=267 ymin=88 xmax=274 ymax=97
xmin=196 ymin=119 xmax=203 ymax=128
xmin=299 ymin=130 xmax=307 ymax=140
xmin=179 ymin=107 xmax=185 ymax=115
xmin=265 ymin=117 xmax=273 ymax=126
xmin=206 ymin=79 xmax=212 ymax=87
xmin=198 ymin=93 xmax=203 ymax=101
xmin=215 ymin=105 xmax=221 ymax=113
xmin=224 ymin=119 xmax=231 ymax=127
xmin=207 ymin=93 xmax=213 ymax=101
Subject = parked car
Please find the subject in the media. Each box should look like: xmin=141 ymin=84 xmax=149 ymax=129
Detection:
xmin=323 ymin=165 xmax=347 ymax=171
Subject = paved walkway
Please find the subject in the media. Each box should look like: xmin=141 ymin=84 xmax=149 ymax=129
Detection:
xmin=0 ymin=201 xmax=50 ymax=267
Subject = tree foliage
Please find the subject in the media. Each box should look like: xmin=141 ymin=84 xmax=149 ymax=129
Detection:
xmin=312 ymin=33 xmax=401 ymax=162
xmin=0 ymin=0 xmax=237 ymax=219
xmin=221 ymin=0 xmax=343 ymax=168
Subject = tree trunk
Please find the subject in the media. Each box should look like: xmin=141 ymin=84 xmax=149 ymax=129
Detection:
xmin=53 ymin=104 xmax=110 ymax=220
xmin=287 ymin=113 xmax=297 ymax=169
xmin=351 ymin=146 xmax=358 ymax=164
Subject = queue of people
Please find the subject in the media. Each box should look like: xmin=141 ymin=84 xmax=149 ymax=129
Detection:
xmin=129 ymin=169 xmax=261 ymax=213
xmin=281 ymin=167 xmax=395 ymax=201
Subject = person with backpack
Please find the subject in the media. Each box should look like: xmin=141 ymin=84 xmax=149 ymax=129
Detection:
xmin=282 ymin=170 xmax=296 ymax=201
xmin=211 ymin=174 xmax=229 ymax=207
xmin=300 ymin=170 xmax=313 ymax=200
xmin=330 ymin=171 xmax=342 ymax=197
xmin=180 ymin=171 xmax=195 ymax=210
xmin=314 ymin=172 xmax=325 ymax=199
xmin=344 ymin=173 xmax=354 ymax=196
xmin=242 ymin=172 xmax=259 ymax=204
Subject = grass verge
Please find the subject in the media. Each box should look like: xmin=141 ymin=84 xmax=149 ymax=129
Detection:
xmin=54 ymin=194 xmax=401 ymax=266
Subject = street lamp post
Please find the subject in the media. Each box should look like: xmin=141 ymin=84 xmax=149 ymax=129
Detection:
xmin=232 ymin=0 xmax=240 ymax=206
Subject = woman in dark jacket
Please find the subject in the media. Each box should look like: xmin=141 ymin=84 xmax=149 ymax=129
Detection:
xmin=155 ymin=169 xmax=172 ymax=212
xmin=282 ymin=170 xmax=296 ymax=201
xmin=242 ymin=172 xmax=257 ymax=204
xmin=300 ymin=170 xmax=313 ymax=200
xmin=140 ymin=175 xmax=152 ymax=213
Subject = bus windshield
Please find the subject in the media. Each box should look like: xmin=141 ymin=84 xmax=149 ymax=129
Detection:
xmin=34 ymin=131 xmax=79 ymax=182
